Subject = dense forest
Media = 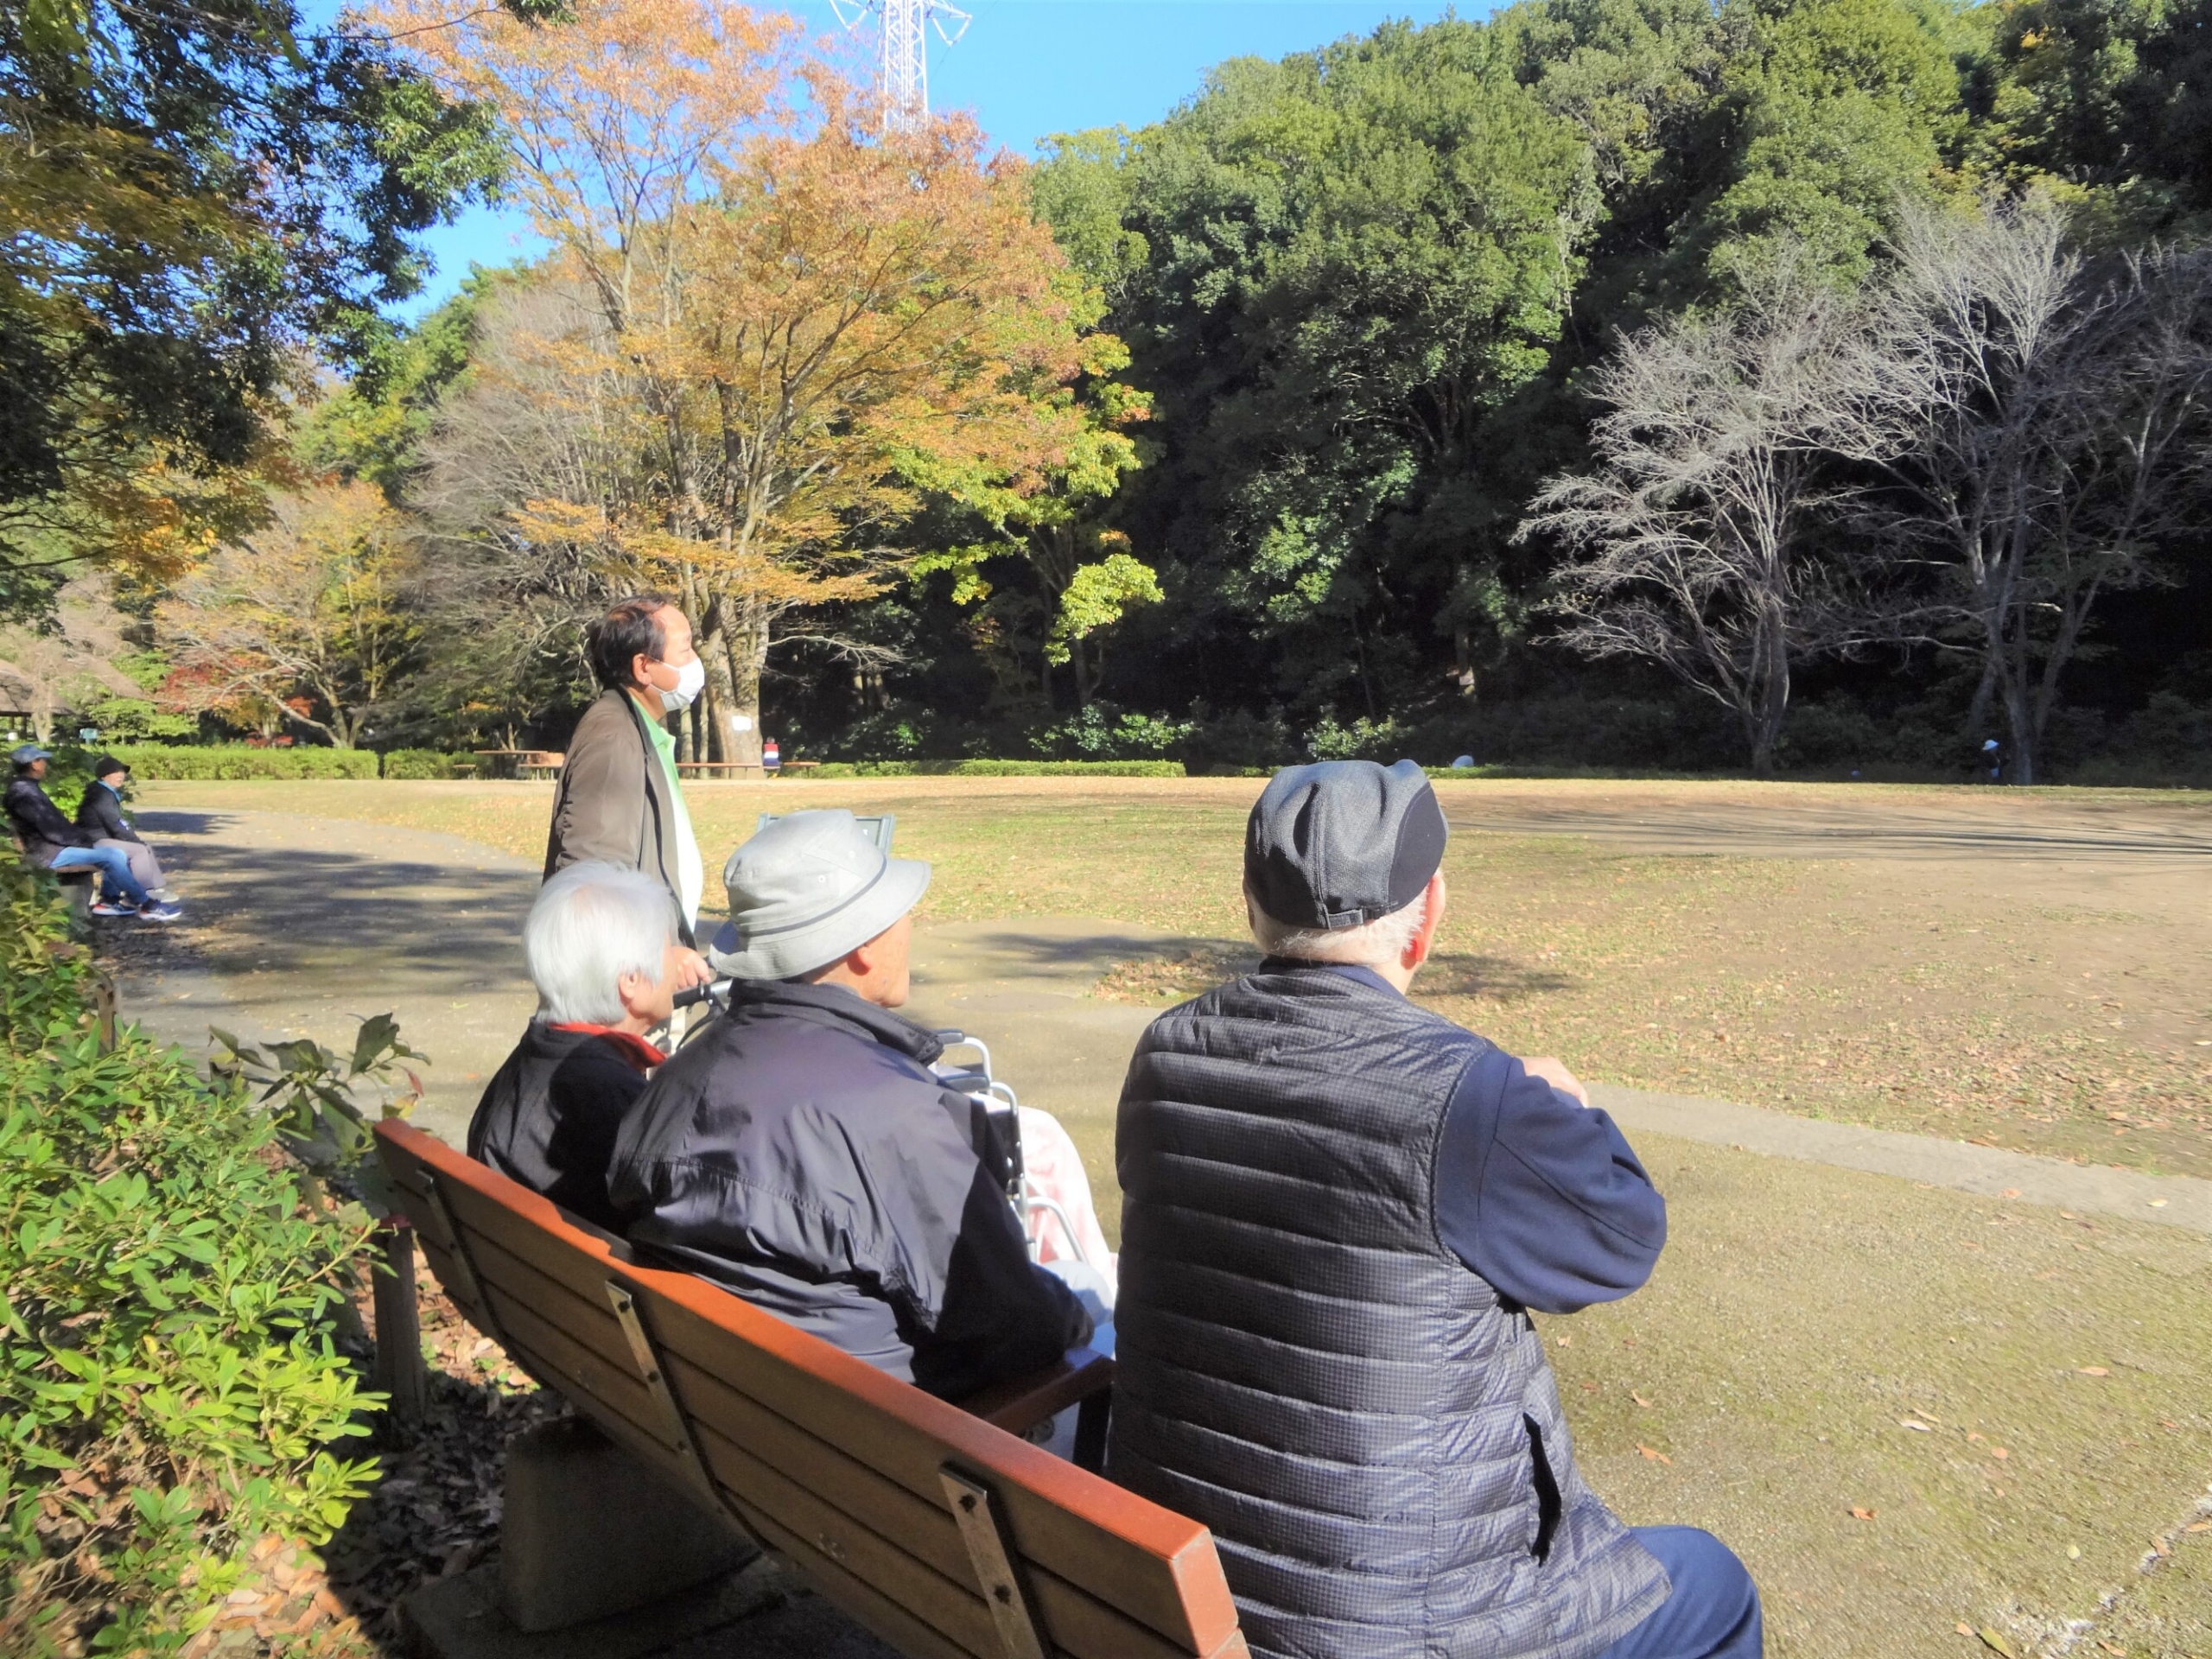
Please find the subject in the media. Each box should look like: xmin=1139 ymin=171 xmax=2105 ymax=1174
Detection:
xmin=10 ymin=0 xmax=2212 ymax=781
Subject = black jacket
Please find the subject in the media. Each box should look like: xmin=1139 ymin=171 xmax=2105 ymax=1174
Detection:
xmin=74 ymin=780 xmax=138 ymax=844
xmin=607 ymin=981 xmax=1090 ymax=1400
xmin=5 ymin=777 xmax=91 ymax=865
xmin=467 ymin=1022 xmax=655 ymax=1234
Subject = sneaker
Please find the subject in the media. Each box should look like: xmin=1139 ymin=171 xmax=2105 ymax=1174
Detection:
xmin=91 ymin=897 xmax=138 ymax=917
xmin=137 ymin=902 xmax=184 ymax=923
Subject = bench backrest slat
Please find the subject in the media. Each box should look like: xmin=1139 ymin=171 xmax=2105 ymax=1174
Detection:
xmin=376 ymin=1121 xmax=1243 ymax=1659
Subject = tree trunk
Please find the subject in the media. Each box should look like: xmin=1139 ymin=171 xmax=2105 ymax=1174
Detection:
xmin=1071 ymin=636 xmax=1093 ymax=708
xmin=727 ymin=614 xmax=766 ymax=767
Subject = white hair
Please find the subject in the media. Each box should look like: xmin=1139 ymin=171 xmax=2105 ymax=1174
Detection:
xmin=1248 ymin=886 xmax=1429 ymax=968
xmin=524 ymin=861 xmax=678 ymax=1024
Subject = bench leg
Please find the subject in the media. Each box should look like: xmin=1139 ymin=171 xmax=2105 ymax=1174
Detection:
xmin=1073 ymin=1386 xmax=1110 ymax=1473
xmin=499 ymin=1417 xmax=755 ymax=1632
xmin=371 ymin=1223 xmax=427 ymax=1432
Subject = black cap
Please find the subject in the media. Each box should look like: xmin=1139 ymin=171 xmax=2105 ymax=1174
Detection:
xmin=91 ymin=753 xmax=127 ymax=779
xmin=1244 ymin=759 xmax=1449 ymax=930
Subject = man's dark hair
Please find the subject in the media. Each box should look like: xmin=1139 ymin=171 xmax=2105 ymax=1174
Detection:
xmin=586 ymin=594 xmax=680 ymax=691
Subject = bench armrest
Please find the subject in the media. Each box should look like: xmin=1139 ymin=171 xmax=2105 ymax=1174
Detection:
xmin=959 ymin=1345 xmax=1114 ymax=1437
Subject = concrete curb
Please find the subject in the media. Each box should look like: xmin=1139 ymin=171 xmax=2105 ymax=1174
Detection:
xmin=1593 ymin=1082 xmax=2212 ymax=1234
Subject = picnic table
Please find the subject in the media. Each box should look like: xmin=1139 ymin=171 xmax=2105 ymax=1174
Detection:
xmin=474 ymin=749 xmax=565 ymax=780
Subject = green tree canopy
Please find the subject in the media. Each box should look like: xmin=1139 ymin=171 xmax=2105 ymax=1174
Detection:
xmin=0 ymin=0 xmax=512 ymax=601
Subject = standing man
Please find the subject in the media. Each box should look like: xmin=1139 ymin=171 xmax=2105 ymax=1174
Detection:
xmin=544 ymin=594 xmax=708 ymax=946
xmin=1109 ymin=760 xmax=1759 ymax=1659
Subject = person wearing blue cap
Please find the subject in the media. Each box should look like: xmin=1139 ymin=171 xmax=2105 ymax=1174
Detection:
xmin=1109 ymin=759 xmax=1760 ymax=1659
xmin=6 ymin=746 xmax=179 ymax=921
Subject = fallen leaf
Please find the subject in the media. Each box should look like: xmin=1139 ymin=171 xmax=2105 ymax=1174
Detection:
xmin=2150 ymin=1198 xmax=2168 ymax=1208
xmin=1849 ymin=1506 xmax=1876 ymax=1520
xmin=1901 ymin=1419 xmax=1935 ymax=1432
xmin=2151 ymin=1536 xmax=2171 ymax=1558
xmin=1556 ymin=1335 xmax=1572 ymax=1347
xmin=2097 ymin=1643 xmax=2125 ymax=1656
xmin=2002 ymin=1188 xmax=2021 ymax=1198
xmin=1978 ymin=1627 xmax=2020 ymax=1658
xmin=1967 ymin=1431 xmax=1985 ymax=1443
xmin=2184 ymin=1521 xmax=2212 ymax=1534
xmin=1991 ymin=1447 xmax=2010 ymax=1459
xmin=1636 ymin=1445 xmax=1673 ymax=1465
xmin=1632 ymin=1393 xmax=1654 ymax=1408
xmin=1956 ymin=1624 xmax=1975 ymax=1639
xmin=2079 ymin=1367 xmax=2110 ymax=1376
xmin=1580 ymin=1381 xmax=1599 ymax=1394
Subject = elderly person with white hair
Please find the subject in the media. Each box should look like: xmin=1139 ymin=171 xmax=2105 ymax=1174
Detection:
xmin=467 ymin=861 xmax=709 ymax=1231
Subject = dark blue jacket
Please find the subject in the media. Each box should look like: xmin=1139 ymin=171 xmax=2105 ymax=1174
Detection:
xmin=605 ymin=980 xmax=1090 ymax=1400
xmin=1328 ymin=965 xmax=1666 ymax=1313
xmin=1110 ymin=961 xmax=1669 ymax=1659
xmin=467 ymin=1022 xmax=654 ymax=1234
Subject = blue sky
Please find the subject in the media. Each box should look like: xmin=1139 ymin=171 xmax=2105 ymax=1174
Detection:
xmin=402 ymin=1 xmax=1467 ymax=311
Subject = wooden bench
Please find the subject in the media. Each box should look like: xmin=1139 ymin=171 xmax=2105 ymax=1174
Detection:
xmin=677 ymin=761 xmax=765 ymax=780
xmin=374 ymin=1121 xmax=1249 ymax=1659
xmin=474 ymin=749 xmax=565 ymax=780
xmin=10 ymin=833 xmax=95 ymax=921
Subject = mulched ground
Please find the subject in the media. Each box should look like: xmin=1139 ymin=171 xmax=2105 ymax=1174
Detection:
xmin=178 ymin=1259 xmax=561 ymax=1659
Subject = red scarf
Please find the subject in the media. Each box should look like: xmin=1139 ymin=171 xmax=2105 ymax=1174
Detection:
xmin=549 ymin=1023 xmax=664 ymax=1071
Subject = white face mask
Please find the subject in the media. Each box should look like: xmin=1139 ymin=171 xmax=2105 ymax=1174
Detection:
xmin=657 ymin=656 xmax=706 ymax=714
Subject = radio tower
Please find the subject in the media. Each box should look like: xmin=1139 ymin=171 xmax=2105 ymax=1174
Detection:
xmin=831 ymin=0 xmax=969 ymax=131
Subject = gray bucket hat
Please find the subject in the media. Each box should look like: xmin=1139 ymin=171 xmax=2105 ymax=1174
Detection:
xmin=708 ymin=808 xmax=931 ymax=980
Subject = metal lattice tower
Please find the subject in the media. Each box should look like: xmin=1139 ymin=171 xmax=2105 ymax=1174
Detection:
xmin=831 ymin=0 xmax=969 ymax=131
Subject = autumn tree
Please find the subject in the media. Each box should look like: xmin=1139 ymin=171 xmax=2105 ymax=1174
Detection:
xmin=1521 ymin=275 xmax=1872 ymax=771
xmin=387 ymin=0 xmax=1112 ymax=763
xmin=0 ymin=0 xmax=514 ymax=610
xmin=162 ymin=483 xmax=418 ymax=747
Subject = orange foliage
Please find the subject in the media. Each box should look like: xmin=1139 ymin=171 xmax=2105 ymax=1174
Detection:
xmin=380 ymin=0 xmax=1108 ymax=759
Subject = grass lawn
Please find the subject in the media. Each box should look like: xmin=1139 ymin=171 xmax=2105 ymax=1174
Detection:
xmin=143 ymin=775 xmax=2212 ymax=1177
xmin=133 ymin=776 xmax=2212 ymax=1655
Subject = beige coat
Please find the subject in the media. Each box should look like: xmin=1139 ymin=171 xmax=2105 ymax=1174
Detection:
xmin=542 ymin=689 xmax=694 ymax=944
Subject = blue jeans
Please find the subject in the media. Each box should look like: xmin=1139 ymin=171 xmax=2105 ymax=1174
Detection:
xmin=52 ymin=844 xmax=150 ymax=907
xmin=1599 ymin=1528 xmax=1763 ymax=1659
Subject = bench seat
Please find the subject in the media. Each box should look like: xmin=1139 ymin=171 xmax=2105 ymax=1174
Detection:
xmin=374 ymin=1121 xmax=1248 ymax=1659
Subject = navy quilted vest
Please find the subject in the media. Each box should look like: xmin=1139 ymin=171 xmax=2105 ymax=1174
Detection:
xmin=1109 ymin=965 xmax=1669 ymax=1659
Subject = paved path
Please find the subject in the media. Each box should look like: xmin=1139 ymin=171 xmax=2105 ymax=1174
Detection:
xmin=111 ymin=805 xmax=2212 ymax=1236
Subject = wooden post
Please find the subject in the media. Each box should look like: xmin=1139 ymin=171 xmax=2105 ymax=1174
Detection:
xmin=372 ymin=1221 xmax=428 ymax=1430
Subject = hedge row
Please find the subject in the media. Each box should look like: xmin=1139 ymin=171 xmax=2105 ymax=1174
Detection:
xmin=804 ymin=759 xmax=1186 ymax=778
xmin=0 ymin=866 xmax=380 ymax=1653
xmin=107 ymin=744 xmax=380 ymax=780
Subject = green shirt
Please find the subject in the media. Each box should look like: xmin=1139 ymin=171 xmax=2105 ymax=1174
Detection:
xmin=635 ymin=700 xmax=703 ymax=927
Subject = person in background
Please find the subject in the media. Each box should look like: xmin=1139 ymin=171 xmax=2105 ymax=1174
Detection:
xmin=467 ymin=861 xmax=705 ymax=1233
xmin=761 ymin=737 xmax=780 ymax=775
xmin=607 ymin=809 xmax=1094 ymax=1400
xmin=543 ymin=594 xmax=711 ymax=950
xmin=1109 ymin=760 xmax=1760 ymax=1659
xmin=4 ymin=745 xmax=178 ymax=920
xmin=73 ymin=755 xmax=179 ymax=906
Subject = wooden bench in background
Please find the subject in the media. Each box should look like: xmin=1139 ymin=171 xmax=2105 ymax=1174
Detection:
xmin=375 ymin=1120 xmax=1249 ymax=1659
xmin=473 ymin=749 xmax=565 ymax=780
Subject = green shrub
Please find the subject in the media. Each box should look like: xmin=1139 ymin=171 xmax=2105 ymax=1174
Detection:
xmin=0 ymin=866 xmax=383 ymax=1655
xmin=105 ymin=745 xmax=381 ymax=781
xmin=378 ymin=748 xmax=471 ymax=779
xmin=802 ymin=759 xmax=1185 ymax=778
